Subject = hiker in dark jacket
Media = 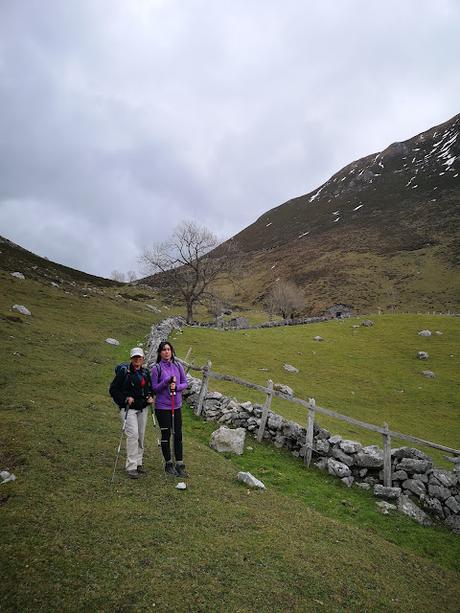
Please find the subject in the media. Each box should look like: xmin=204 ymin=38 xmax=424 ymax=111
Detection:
xmin=151 ymin=341 xmax=188 ymax=477
xmin=109 ymin=347 xmax=154 ymax=479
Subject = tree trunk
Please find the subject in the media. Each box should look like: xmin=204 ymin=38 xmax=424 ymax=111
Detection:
xmin=186 ymin=302 xmax=194 ymax=324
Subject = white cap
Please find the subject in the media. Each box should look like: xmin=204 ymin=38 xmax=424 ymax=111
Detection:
xmin=130 ymin=347 xmax=145 ymax=358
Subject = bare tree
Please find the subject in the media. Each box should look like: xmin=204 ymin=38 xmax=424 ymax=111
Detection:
xmin=127 ymin=270 xmax=137 ymax=283
xmin=110 ymin=270 xmax=126 ymax=282
xmin=140 ymin=220 xmax=239 ymax=323
xmin=265 ymin=280 xmax=305 ymax=320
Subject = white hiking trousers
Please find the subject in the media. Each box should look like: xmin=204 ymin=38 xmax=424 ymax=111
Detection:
xmin=120 ymin=408 xmax=148 ymax=472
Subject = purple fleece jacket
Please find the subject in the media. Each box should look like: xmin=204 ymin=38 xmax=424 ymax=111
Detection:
xmin=151 ymin=359 xmax=188 ymax=410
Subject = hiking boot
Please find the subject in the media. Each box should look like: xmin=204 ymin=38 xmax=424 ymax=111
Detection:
xmin=127 ymin=470 xmax=140 ymax=480
xmin=175 ymin=463 xmax=189 ymax=478
xmin=137 ymin=465 xmax=147 ymax=475
xmin=164 ymin=461 xmax=178 ymax=476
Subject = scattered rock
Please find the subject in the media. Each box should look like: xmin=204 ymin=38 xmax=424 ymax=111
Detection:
xmin=210 ymin=426 xmax=246 ymax=455
xmin=0 ymin=471 xmax=16 ymax=484
xmin=283 ymin=363 xmax=299 ymax=373
xmin=176 ymin=482 xmax=187 ymax=490
xmin=356 ymin=482 xmax=371 ymax=490
xmin=313 ymin=335 xmax=324 ymax=342
xmin=435 ymin=331 xmax=443 ymax=336
xmin=51 ymin=282 xmax=60 ymax=288
xmin=421 ymin=370 xmax=436 ymax=379
xmin=329 ymin=435 xmax=342 ymax=445
xmin=418 ymin=330 xmax=432 ymax=337
xmin=273 ymin=383 xmax=294 ymax=396
xmin=416 ymin=351 xmax=429 ymax=360
xmin=105 ymin=338 xmax=120 ymax=346
xmin=237 ymin=471 xmax=265 ymax=490
xmin=361 ymin=320 xmax=374 ymax=327
xmin=146 ymin=305 xmax=162 ymax=313
xmin=10 ymin=272 xmax=25 ymax=280
xmin=12 ymin=305 xmax=31 ymax=316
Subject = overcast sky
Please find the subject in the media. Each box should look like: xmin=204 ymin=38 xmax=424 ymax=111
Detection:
xmin=0 ymin=1 xmax=459 ymax=278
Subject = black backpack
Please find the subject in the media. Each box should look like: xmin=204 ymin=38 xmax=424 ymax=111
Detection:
xmin=109 ymin=363 xmax=155 ymax=408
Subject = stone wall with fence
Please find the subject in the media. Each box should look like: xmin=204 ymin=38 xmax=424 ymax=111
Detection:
xmin=146 ymin=317 xmax=460 ymax=533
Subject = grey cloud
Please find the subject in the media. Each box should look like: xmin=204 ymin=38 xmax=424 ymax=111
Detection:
xmin=0 ymin=1 xmax=459 ymax=276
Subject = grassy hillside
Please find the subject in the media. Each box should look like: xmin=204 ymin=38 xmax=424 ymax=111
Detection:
xmin=1 ymin=271 xmax=459 ymax=612
xmin=172 ymin=314 xmax=460 ymax=466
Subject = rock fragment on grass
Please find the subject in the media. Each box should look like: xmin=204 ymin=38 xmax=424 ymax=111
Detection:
xmin=1 ymin=471 xmax=16 ymax=484
xmin=273 ymin=383 xmax=294 ymax=396
xmin=418 ymin=330 xmax=432 ymax=337
xmin=12 ymin=305 xmax=31 ymax=316
xmin=283 ymin=363 xmax=299 ymax=373
xmin=421 ymin=370 xmax=436 ymax=378
xmin=417 ymin=351 xmax=429 ymax=360
xmin=237 ymin=471 xmax=265 ymax=490
xmin=11 ymin=272 xmax=25 ymax=280
xmin=105 ymin=338 xmax=120 ymax=346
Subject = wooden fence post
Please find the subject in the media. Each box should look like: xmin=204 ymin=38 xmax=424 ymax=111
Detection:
xmin=257 ymin=380 xmax=273 ymax=443
xmin=195 ymin=360 xmax=212 ymax=416
xmin=184 ymin=346 xmax=192 ymax=372
xmin=383 ymin=422 xmax=392 ymax=487
xmin=305 ymin=398 xmax=316 ymax=467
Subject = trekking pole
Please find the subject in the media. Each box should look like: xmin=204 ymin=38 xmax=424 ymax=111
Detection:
xmin=170 ymin=376 xmax=176 ymax=464
xmin=150 ymin=404 xmax=160 ymax=447
xmin=111 ymin=405 xmax=128 ymax=484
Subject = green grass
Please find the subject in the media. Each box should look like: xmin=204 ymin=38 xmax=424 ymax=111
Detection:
xmin=1 ymin=271 xmax=459 ymax=612
xmin=172 ymin=314 xmax=460 ymax=466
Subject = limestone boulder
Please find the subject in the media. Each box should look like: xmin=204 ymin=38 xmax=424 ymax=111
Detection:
xmin=210 ymin=426 xmax=246 ymax=455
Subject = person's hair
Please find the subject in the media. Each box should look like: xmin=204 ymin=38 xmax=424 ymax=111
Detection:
xmin=156 ymin=341 xmax=176 ymax=363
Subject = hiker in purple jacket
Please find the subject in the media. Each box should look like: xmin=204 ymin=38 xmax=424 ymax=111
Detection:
xmin=151 ymin=341 xmax=189 ymax=477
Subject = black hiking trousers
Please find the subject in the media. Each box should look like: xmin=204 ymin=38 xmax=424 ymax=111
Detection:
xmin=155 ymin=408 xmax=183 ymax=463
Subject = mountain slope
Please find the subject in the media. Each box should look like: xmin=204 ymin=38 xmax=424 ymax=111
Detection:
xmin=231 ymin=114 xmax=460 ymax=313
xmin=0 ymin=235 xmax=115 ymax=287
